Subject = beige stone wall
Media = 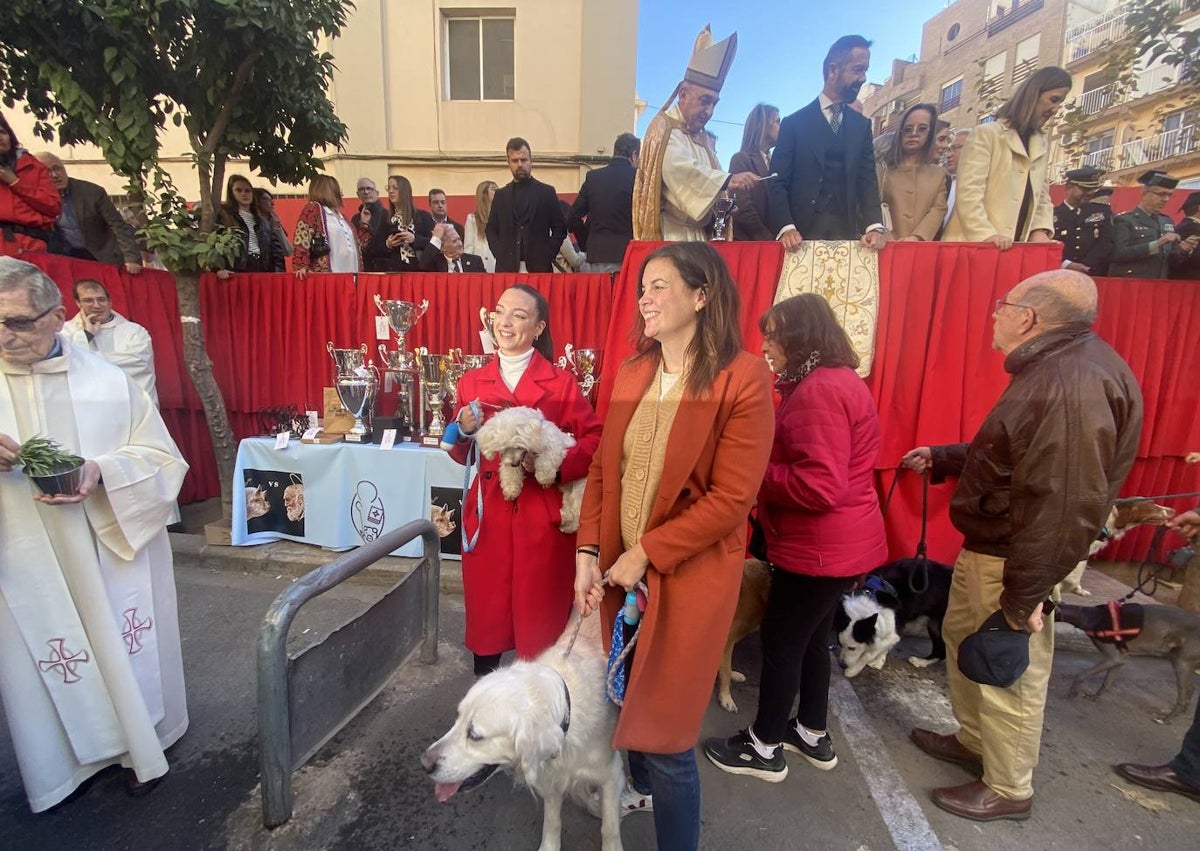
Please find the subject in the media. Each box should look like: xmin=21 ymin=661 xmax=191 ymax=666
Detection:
xmin=3 ymin=0 xmax=637 ymax=202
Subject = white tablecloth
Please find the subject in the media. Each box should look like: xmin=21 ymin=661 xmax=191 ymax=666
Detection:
xmin=233 ymin=437 xmax=466 ymax=560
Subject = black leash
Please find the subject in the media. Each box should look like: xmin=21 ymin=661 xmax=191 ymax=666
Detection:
xmin=1114 ymin=490 xmax=1200 ymax=505
xmin=1122 ymin=525 xmax=1176 ymax=602
xmin=881 ymin=467 xmax=930 ymax=595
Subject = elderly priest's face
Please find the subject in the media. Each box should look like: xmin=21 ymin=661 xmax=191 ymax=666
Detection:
xmin=677 ymin=84 xmax=720 ymax=135
xmin=0 ymin=288 xmax=66 ymax=366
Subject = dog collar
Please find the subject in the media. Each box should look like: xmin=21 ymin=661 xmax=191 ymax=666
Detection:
xmin=556 ymin=671 xmax=571 ymax=735
xmin=1097 ymin=525 xmax=1111 ymax=542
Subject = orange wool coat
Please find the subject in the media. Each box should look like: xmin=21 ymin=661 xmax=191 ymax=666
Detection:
xmin=578 ymin=351 xmax=775 ymax=753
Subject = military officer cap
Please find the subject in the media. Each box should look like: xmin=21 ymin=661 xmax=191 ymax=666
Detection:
xmin=1138 ymin=170 xmax=1179 ymax=190
xmin=1064 ymin=166 xmax=1105 ymax=189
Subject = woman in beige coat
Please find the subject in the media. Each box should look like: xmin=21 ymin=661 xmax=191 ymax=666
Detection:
xmin=877 ymin=103 xmax=948 ymax=242
xmin=942 ymin=66 xmax=1072 ymax=249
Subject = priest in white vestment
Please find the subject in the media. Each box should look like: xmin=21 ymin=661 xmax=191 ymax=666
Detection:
xmin=632 ymin=25 xmax=761 ymax=241
xmin=64 ymin=277 xmax=158 ymax=406
xmin=0 ymin=257 xmax=187 ymax=813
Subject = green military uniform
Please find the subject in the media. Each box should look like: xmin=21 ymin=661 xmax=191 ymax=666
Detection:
xmin=1110 ymin=207 xmax=1176 ymax=278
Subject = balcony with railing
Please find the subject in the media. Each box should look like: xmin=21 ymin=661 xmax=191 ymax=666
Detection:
xmin=1073 ymin=64 xmax=1182 ymax=117
xmin=1055 ymin=124 xmax=1198 ymax=178
xmin=1066 ymin=0 xmax=1199 ymax=63
xmin=987 ymin=0 xmax=1046 ymax=36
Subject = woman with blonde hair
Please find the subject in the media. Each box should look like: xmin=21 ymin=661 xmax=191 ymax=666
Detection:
xmin=464 ymin=180 xmax=499 ymax=272
xmin=293 ymin=174 xmax=359 ymax=275
xmin=943 ymin=66 xmax=1072 ymax=249
xmin=877 ymin=103 xmax=948 ymax=241
xmin=575 ymin=242 xmax=775 ymax=850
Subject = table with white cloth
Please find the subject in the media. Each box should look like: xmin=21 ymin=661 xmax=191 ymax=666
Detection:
xmin=232 ymin=437 xmax=467 ymax=560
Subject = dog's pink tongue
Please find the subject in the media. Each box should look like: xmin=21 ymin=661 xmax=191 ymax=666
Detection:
xmin=435 ymin=781 xmax=462 ymax=803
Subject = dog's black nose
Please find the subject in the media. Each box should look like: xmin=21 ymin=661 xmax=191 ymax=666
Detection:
xmin=420 ymin=748 xmax=441 ymax=774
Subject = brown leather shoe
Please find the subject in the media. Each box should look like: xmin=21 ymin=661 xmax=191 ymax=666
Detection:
xmin=932 ymin=780 xmax=1032 ymax=821
xmin=909 ymin=728 xmax=983 ymax=775
xmin=1115 ymin=763 xmax=1200 ymax=804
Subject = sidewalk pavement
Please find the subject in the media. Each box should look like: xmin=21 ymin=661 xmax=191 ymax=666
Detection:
xmin=0 ymin=540 xmax=1197 ymax=850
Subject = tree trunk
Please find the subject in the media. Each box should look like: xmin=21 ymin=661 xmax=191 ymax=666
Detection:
xmin=174 ymin=270 xmax=235 ymax=518
xmin=1178 ymin=551 xmax=1200 ymax=613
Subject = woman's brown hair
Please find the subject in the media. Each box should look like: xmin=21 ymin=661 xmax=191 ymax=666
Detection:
xmin=387 ymin=174 xmax=417 ymax=223
xmin=631 ymin=242 xmax=742 ymax=396
xmin=997 ymin=66 xmax=1072 ymax=136
xmin=474 ymin=180 xmax=498 ymax=237
xmin=884 ymin=103 xmax=938 ymax=168
xmin=508 ymin=283 xmax=554 ymax=362
xmin=307 ymin=174 xmax=343 ymax=209
xmin=759 ymin=293 xmax=859 ymax=375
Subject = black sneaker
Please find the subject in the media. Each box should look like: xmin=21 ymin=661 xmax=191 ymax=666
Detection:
xmin=703 ymin=730 xmax=788 ymax=782
xmin=782 ymin=721 xmax=838 ymax=770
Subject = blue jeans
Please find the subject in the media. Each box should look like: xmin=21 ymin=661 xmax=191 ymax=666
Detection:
xmin=628 ymin=749 xmax=700 ymax=851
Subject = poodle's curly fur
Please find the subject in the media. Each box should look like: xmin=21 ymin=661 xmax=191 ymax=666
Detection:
xmin=474 ymin=406 xmax=586 ymax=533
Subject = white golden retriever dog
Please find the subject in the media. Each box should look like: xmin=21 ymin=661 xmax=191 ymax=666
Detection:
xmin=421 ymin=625 xmax=623 ymax=851
xmin=473 ymin=405 xmax=585 ymax=533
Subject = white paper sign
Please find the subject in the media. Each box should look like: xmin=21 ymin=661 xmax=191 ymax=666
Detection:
xmin=379 ymin=428 xmax=397 ymax=451
xmin=301 ymin=427 xmax=322 ymax=441
xmin=375 ymin=315 xmax=390 ymax=341
xmin=354 ymin=366 xmax=371 ymax=378
xmin=306 ymin=410 xmax=319 ymax=429
xmin=274 ymin=432 xmax=291 ymax=450
xmin=479 ymin=330 xmax=495 ymax=354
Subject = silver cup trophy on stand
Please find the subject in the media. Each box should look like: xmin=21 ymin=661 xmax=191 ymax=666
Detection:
xmin=557 ymin=343 xmax=601 ymax=404
xmin=374 ymin=295 xmax=429 ymax=354
xmin=416 ymin=348 xmax=453 ymax=446
xmin=711 ymin=191 xmax=735 ymax=241
xmin=374 ymin=295 xmax=429 ymax=435
xmin=327 ymin=342 xmax=379 ymax=443
xmin=444 ymin=349 xmax=469 ymax=422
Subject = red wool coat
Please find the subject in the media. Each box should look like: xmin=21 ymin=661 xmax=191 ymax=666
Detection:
xmin=0 ymin=152 xmax=61 ymax=256
xmin=448 ymin=353 xmax=602 ymax=657
xmin=578 ymin=352 xmax=775 ymax=753
xmin=756 ymin=366 xmax=888 ymax=577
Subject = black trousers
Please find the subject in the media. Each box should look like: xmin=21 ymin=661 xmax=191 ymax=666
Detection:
xmin=752 ymin=568 xmax=855 ymax=743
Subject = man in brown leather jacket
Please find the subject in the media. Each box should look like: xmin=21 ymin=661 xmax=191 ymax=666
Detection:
xmin=900 ymin=269 xmax=1142 ymax=822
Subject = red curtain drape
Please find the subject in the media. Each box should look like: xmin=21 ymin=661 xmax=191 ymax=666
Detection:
xmin=22 ymin=252 xmax=217 ymax=503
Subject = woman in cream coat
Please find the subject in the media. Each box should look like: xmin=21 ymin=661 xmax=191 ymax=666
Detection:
xmin=877 ymin=103 xmax=948 ymax=242
xmin=942 ymin=66 xmax=1072 ymax=249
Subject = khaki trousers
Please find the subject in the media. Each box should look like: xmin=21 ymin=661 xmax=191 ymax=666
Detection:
xmin=942 ymin=549 xmax=1055 ymax=800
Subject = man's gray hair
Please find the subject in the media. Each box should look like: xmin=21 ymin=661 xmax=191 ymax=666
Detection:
xmin=1021 ymin=270 xmax=1099 ymax=326
xmin=0 ymin=257 xmax=63 ymax=312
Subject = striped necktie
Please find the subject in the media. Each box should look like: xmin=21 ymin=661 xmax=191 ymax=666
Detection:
xmin=452 ymin=258 xmax=462 ymax=273
xmin=829 ymin=102 xmax=844 ymax=135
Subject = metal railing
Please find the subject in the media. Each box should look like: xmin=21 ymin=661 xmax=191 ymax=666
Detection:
xmin=257 ymin=519 xmax=442 ymax=828
xmin=1116 ymin=123 xmax=1198 ymax=166
xmin=1077 ymin=83 xmax=1121 ymax=115
xmin=1066 ymin=0 xmax=1198 ymax=62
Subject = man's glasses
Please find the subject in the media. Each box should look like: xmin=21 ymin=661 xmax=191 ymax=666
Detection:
xmin=0 ymin=305 xmax=56 ymax=332
xmin=995 ymin=299 xmax=1037 ymax=324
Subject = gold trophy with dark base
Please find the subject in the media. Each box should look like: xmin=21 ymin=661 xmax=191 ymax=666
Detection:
xmin=557 ymin=343 xmax=601 ymax=404
xmin=378 ymin=344 xmax=418 ymax=435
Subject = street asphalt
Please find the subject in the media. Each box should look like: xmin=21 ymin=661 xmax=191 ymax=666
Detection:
xmin=1 ymin=551 xmax=1198 ymax=850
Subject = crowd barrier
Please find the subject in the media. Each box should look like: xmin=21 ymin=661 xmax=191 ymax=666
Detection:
xmin=23 ymin=243 xmax=1200 ymax=565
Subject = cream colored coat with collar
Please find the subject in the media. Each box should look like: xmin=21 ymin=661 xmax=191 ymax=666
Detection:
xmin=942 ymin=121 xmax=1053 ymax=242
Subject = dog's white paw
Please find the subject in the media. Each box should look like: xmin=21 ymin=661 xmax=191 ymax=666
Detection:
xmin=718 ymin=693 xmax=739 ymax=713
xmin=1075 ymin=588 xmax=1092 ymax=596
xmin=907 ymin=656 xmax=939 ymax=669
xmin=730 ymin=670 xmax=746 ymax=683
xmin=868 ymin=656 xmax=886 ymax=670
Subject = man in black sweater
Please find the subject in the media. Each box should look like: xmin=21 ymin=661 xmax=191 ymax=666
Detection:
xmin=486 ymin=137 xmax=567 ymax=273
xmin=569 ymin=133 xmax=640 ymax=273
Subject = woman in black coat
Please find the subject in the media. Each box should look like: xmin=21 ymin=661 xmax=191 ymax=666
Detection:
xmin=365 ymin=174 xmax=435 ymax=272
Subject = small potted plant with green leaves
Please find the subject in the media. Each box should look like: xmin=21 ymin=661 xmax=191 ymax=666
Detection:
xmin=16 ymin=436 xmax=86 ymax=497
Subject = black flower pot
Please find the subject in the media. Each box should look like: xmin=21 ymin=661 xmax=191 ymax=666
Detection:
xmin=28 ymin=464 xmax=84 ymax=497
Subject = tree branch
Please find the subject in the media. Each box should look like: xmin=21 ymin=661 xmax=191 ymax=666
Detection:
xmin=203 ymin=50 xmax=264 ymax=155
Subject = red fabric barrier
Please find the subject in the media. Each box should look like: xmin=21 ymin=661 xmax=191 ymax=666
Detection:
xmin=22 ymin=252 xmax=217 ymax=503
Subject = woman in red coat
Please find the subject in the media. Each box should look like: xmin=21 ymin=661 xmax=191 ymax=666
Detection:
xmin=447 ymin=284 xmax=601 ymax=675
xmin=575 ymin=243 xmax=775 ymax=851
xmin=0 ymin=113 xmax=61 ymax=257
xmin=705 ymin=293 xmax=887 ymax=781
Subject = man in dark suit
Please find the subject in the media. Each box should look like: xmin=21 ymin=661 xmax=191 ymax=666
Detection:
xmin=487 ymin=138 xmax=567 ymax=273
xmin=1111 ymin=170 xmax=1193 ymax=278
xmin=767 ymin=35 xmax=887 ymax=251
xmin=427 ymin=188 xmax=464 ymax=236
xmin=1171 ymin=192 xmax=1200 ymax=280
xmin=1053 ymin=166 xmax=1113 ymax=276
xmin=419 ymin=223 xmax=486 ymax=273
xmin=35 ymin=153 xmax=141 ymax=273
xmin=569 ymin=133 xmax=640 ymax=273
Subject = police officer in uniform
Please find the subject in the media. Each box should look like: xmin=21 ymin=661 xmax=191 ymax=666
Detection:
xmin=1111 ymin=170 xmax=1191 ymax=278
xmin=1053 ymin=166 xmax=1113 ymax=275
xmin=1170 ymin=191 xmax=1200 ymax=280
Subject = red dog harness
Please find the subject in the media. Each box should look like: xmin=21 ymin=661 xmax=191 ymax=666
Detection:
xmin=1087 ymin=600 xmax=1144 ymax=651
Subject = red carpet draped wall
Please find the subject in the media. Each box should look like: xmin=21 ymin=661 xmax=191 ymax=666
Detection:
xmin=23 ymin=252 xmax=217 ymax=503
xmin=20 ymin=250 xmax=1200 ymax=569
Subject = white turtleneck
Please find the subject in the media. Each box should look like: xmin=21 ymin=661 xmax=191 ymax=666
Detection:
xmin=499 ymin=348 xmax=535 ymax=392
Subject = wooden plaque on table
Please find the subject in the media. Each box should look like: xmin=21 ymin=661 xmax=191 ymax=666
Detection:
xmin=323 ymin=387 xmax=356 ymax=434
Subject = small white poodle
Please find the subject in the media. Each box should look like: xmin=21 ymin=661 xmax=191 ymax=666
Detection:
xmin=474 ymin=406 xmax=585 ymax=533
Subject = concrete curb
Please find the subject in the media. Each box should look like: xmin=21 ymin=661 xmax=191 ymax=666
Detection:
xmin=170 ymin=532 xmax=465 ymax=594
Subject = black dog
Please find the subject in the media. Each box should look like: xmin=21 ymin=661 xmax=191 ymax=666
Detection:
xmin=833 ymin=558 xmax=955 ymax=672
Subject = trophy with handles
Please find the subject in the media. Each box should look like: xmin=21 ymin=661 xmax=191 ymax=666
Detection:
xmin=557 ymin=343 xmax=601 ymax=404
xmin=327 ymin=342 xmax=379 ymax=443
xmin=416 ymin=347 xmax=454 ymax=445
xmin=377 ymin=343 xmax=418 ymax=432
xmin=374 ymin=295 xmax=429 ymax=354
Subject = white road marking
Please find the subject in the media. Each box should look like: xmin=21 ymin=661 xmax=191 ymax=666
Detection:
xmin=830 ymin=676 xmax=944 ymax=851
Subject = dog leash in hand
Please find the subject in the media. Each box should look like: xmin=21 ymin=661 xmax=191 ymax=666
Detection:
xmin=452 ymin=400 xmax=484 ymax=553
xmin=881 ymin=467 xmax=931 ymax=595
xmin=605 ymin=573 xmax=648 ymax=707
xmin=1114 ymin=491 xmax=1200 ymax=505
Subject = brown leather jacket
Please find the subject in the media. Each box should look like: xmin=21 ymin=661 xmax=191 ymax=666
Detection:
xmin=930 ymin=326 xmax=1143 ymax=624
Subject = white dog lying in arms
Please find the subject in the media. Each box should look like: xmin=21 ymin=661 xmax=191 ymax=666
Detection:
xmin=473 ymin=405 xmax=586 ymax=533
xmin=422 ymin=624 xmax=624 ymax=851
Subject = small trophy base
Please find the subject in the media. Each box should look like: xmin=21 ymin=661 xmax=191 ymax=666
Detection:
xmin=344 ymin=430 xmax=372 ymax=444
xmin=419 ymin=434 xmax=443 ymax=448
xmin=372 ymin=416 xmax=408 ymax=443
xmin=302 ymin=432 xmax=345 ymax=445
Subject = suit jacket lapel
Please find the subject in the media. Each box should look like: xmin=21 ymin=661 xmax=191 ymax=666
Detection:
xmin=803 ymin=100 xmax=827 ymax=168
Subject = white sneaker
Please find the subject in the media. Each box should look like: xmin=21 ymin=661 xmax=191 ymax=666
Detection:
xmin=620 ymin=782 xmax=653 ymax=818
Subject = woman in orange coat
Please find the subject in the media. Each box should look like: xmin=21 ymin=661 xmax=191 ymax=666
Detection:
xmin=575 ymin=242 xmax=774 ymax=851
xmin=448 ymin=284 xmax=602 ymax=675
xmin=0 ymin=113 xmax=61 ymax=257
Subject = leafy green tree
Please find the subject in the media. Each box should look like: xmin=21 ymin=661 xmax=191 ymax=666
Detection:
xmin=0 ymin=0 xmax=352 ymax=511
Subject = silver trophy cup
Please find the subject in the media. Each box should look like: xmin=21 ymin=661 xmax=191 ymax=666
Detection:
xmin=378 ymin=344 xmax=418 ymax=429
xmin=374 ymin=295 xmax=429 ymax=352
xmin=327 ymin=342 xmax=378 ymax=443
xmin=416 ymin=348 xmax=453 ymax=437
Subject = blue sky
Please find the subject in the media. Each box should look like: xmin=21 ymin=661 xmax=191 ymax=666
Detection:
xmin=635 ymin=0 xmax=949 ymax=166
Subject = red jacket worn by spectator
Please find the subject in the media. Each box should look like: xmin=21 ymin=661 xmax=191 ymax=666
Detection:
xmin=757 ymin=365 xmax=887 ymax=577
xmin=0 ymin=150 xmax=61 ymax=256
